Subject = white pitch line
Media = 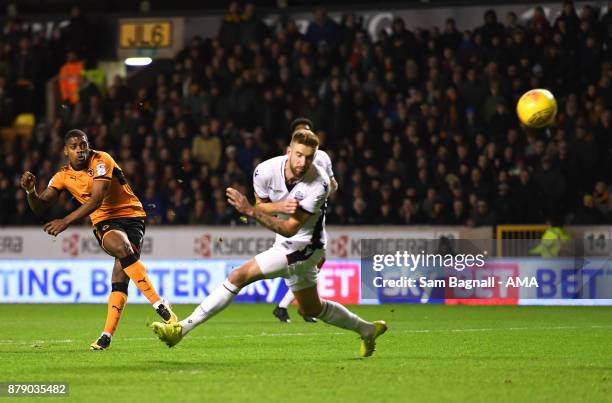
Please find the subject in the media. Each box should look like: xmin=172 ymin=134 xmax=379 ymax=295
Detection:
xmin=0 ymin=325 xmax=610 ymax=346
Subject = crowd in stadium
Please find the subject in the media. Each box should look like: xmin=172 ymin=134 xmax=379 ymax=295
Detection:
xmin=1 ymin=1 xmax=612 ymax=226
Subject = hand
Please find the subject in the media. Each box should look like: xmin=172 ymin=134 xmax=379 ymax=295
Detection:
xmin=43 ymin=219 xmax=69 ymax=237
xmin=226 ymin=187 xmax=253 ymax=216
xmin=20 ymin=171 xmax=36 ymax=193
xmin=278 ymin=199 xmax=299 ymax=215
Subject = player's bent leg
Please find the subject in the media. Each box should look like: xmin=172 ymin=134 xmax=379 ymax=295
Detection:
xmin=151 ymin=258 xmax=267 ymax=347
xmin=278 ymin=289 xmax=296 ymax=309
xmin=298 ymin=255 xmax=325 ymax=323
xmin=181 ymin=259 xmax=264 ymax=332
xmin=293 ymin=286 xmax=387 ymax=357
xmin=292 ymin=289 xmax=317 ymax=323
xmin=102 ymin=230 xmax=177 ymax=324
xmin=292 ymin=286 xmax=324 ymax=317
xmin=274 ymin=289 xmax=295 ymax=323
xmin=290 ymin=252 xmax=325 ymax=323
xmin=91 ymin=259 xmax=129 ymax=351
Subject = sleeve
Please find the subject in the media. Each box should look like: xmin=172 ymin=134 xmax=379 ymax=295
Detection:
xmin=48 ymin=172 xmax=65 ymax=191
xmin=94 ymin=152 xmax=115 ymax=181
xmin=253 ymin=164 xmax=269 ymax=199
xmin=299 ymin=182 xmax=328 ymax=214
xmin=316 ymin=150 xmax=334 ymax=178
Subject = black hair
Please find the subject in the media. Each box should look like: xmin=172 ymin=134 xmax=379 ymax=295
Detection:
xmin=289 ymin=118 xmax=314 ymax=133
xmin=64 ymin=129 xmax=88 ymax=144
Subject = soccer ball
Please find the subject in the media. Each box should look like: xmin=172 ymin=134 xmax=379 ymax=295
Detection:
xmin=516 ymin=89 xmax=557 ymax=128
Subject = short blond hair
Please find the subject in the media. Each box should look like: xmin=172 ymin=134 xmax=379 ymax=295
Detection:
xmin=290 ymin=129 xmax=319 ymax=149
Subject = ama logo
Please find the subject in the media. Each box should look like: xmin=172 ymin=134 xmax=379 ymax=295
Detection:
xmin=294 ymin=191 xmax=305 ymax=201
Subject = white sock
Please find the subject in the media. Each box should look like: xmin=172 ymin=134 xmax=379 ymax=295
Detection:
xmin=179 ymin=280 xmax=239 ymax=335
xmin=102 ymin=331 xmax=112 ymax=339
xmin=278 ymin=290 xmax=295 ymax=309
xmin=152 ymin=299 xmax=163 ymax=310
xmin=317 ymin=300 xmax=375 ymax=338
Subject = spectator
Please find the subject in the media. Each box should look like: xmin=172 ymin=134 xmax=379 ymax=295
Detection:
xmin=192 ymin=123 xmax=222 ymax=170
xmin=306 ymin=7 xmax=340 ymax=46
xmin=593 ymin=181 xmax=612 ymax=216
xmin=530 ymin=6 xmax=551 ymax=36
xmin=555 ymin=1 xmax=580 ymax=39
xmin=0 ymin=76 xmax=14 ymax=127
xmin=472 ymin=199 xmax=496 ymax=226
xmin=188 ymin=199 xmax=214 ymax=225
xmin=239 ymin=3 xmax=268 ymax=46
xmin=59 ymin=51 xmax=83 ymax=106
xmin=11 ymin=37 xmax=41 ymax=114
xmin=219 ymin=1 xmax=242 ymax=49
xmin=213 ymin=200 xmax=232 ymax=225
xmin=237 ymin=133 xmax=261 ymax=175
xmin=62 ymin=6 xmax=91 ymax=63
xmin=532 ymin=156 xmax=567 ymax=216
xmin=449 ymin=199 xmax=468 ymax=225
xmin=441 ymin=18 xmax=462 ymax=49
xmin=477 ymin=9 xmax=506 ymax=46
xmin=573 ymin=194 xmax=609 ymax=224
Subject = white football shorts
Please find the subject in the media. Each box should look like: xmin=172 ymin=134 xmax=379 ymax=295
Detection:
xmin=255 ymin=246 xmax=324 ymax=291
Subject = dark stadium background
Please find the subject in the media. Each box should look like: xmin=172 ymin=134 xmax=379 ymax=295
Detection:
xmin=1 ymin=0 xmax=611 ymax=227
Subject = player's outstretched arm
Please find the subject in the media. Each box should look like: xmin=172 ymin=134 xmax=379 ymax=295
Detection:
xmin=43 ymin=178 xmax=110 ymax=236
xmin=20 ymin=171 xmax=59 ymax=215
xmin=228 ymin=188 xmax=310 ymax=237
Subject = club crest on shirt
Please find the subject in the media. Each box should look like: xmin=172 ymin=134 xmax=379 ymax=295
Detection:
xmin=294 ymin=191 xmax=304 ymax=201
xmin=87 ymin=168 xmax=94 ymax=177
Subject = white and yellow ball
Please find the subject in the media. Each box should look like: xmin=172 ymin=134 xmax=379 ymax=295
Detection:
xmin=516 ymin=88 xmax=557 ymax=128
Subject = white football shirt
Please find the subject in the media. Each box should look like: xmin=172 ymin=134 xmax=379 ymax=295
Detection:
xmin=253 ymin=155 xmax=330 ymax=254
xmin=314 ymin=150 xmax=334 ymax=179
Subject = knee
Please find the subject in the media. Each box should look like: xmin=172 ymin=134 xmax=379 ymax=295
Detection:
xmin=103 ymin=233 xmax=134 ymax=259
xmin=112 ymin=243 xmax=134 ymax=259
xmin=227 ymin=269 xmax=248 ymax=288
xmin=105 ymin=241 xmax=133 ymax=259
xmin=227 ymin=260 xmax=262 ymax=288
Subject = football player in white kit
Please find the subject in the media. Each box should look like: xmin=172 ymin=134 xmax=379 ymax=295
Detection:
xmin=270 ymin=118 xmax=337 ymax=323
xmin=151 ymin=129 xmax=387 ymax=357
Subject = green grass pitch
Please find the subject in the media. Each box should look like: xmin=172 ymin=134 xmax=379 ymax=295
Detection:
xmin=1 ymin=304 xmax=611 ymax=402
